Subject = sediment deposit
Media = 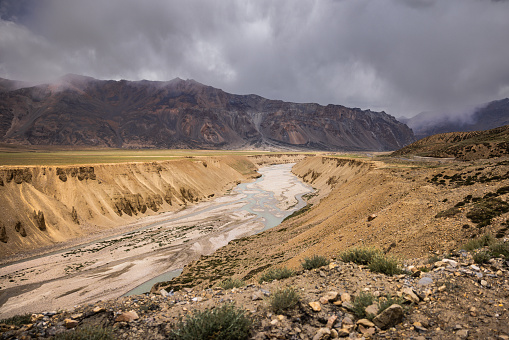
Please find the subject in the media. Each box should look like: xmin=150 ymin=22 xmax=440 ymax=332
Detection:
xmin=0 ymin=154 xmax=307 ymax=259
xmin=0 ymin=160 xmax=311 ymax=318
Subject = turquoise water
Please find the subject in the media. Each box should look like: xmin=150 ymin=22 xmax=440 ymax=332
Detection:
xmin=123 ymin=269 xmax=183 ymax=296
xmin=123 ymin=163 xmax=312 ymax=295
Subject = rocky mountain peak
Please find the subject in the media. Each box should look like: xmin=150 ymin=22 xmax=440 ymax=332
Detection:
xmin=0 ymin=75 xmax=415 ymax=150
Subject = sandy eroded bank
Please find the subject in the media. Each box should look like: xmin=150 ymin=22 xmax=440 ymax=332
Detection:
xmin=0 ymin=163 xmax=312 ymax=318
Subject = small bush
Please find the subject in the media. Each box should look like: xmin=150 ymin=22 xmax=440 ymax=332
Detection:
xmin=462 ymin=234 xmax=495 ymax=251
xmin=168 ymin=303 xmax=252 ymax=340
xmin=489 ymin=241 xmax=509 ymax=258
xmin=473 ymin=251 xmax=492 ymax=264
xmin=338 ymin=247 xmax=381 ymax=265
xmin=435 ymin=207 xmax=461 ymax=218
xmin=368 ymin=254 xmax=403 ymax=276
xmin=427 ymin=254 xmax=442 ymax=264
xmin=219 ymin=278 xmax=245 ymax=289
xmin=377 ymin=294 xmax=406 ymax=315
xmin=53 ymin=326 xmax=115 ymax=340
xmin=301 ymin=255 xmax=329 ymax=270
xmin=0 ymin=313 xmax=31 ymax=327
xmin=466 ymin=198 xmax=509 ymax=227
xmin=352 ymin=292 xmax=375 ymax=318
xmin=258 ymin=267 xmax=294 ymax=283
xmin=269 ymin=287 xmax=300 ymax=313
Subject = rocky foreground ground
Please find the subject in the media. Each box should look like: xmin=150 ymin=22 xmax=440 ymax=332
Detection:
xmin=3 ymin=153 xmax=509 ymax=339
xmin=2 ymin=248 xmax=509 ymax=339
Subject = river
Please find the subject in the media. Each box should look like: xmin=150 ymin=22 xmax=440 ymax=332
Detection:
xmin=0 ymin=163 xmax=312 ymax=317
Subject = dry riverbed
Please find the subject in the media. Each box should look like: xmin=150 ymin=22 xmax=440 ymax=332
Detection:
xmin=0 ymin=164 xmax=312 ymax=318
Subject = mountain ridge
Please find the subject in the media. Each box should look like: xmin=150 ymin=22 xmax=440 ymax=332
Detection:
xmin=405 ymin=98 xmax=509 ymax=139
xmin=392 ymin=124 xmax=509 ymax=160
xmin=0 ymin=75 xmax=415 ymax=151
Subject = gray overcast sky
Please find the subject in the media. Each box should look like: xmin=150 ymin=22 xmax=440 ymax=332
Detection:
xmin=1 ymin=0 xmax=509 ymax=118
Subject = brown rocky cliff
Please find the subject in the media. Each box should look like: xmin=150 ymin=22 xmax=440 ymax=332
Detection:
xmin=0 ymin=75 xmax=415 ymax=151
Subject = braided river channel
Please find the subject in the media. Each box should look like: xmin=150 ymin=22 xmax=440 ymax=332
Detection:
xmin=0 ymin=163 xmax=313 ymax=317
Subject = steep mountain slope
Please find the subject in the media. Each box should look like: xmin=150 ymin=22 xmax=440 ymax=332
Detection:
xmin=406 ymin=98 xmax=509 ymax=139
xmin=0 ymin=75 xmax=414 ymax=151
xmin=392 ymin=124 xmax=509 ymax=160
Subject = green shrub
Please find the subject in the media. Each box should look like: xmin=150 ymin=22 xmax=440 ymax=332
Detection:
xmin=462 ymin=234 xmax=495 ymax=251
xmin=0 ymin=313 xmax=31 ymax=327
xmin=466 ymin=198 xmax=509 ymax=227
xmin=377 ymin=294 xmax=406 ymax=315
xmin=352 ymin=292 xmax=375 ymax=318
xmin=218 ymin=278 xmax=245 ymax=289
xmin=269 ymin=287 xmax=300 ymax=314
xmin=258 ymin=267 xmax=295 ymax=284
xmin=418 ymin=266 xmax=430 ymax=273
xmin=473 ymin=251 xmax=492 ymax=264
xmin=435 ymin=207 xmax=461 ymax=219
xmin=52 ymin=326 xmax=115 ymax=340
xmin=338 ymin=247 xmax=381 ymax=265
xmin=427 ymin=254 xmax=442 ymax=264
xmin=301 ymin=255 xmax=330 ymax=270
xmin=489 ymin=241 xmax=509 ymax=258
xmin=168 ymin=304 xmax=252 ymax=340
xmin=368 ymin=254 xmax=403 ymax=276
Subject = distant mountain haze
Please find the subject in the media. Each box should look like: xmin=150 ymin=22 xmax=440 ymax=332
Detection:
xmin=0 ymin=75 xmax=414 ymax=151
xmin=403 ymin=98 xmax=509 ymax=139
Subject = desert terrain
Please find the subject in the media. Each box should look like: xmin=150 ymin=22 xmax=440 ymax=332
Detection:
xmin=0 ymin=162 xmax=312 ymax=318
xmin=2 ymin=149 xmax=509 ymax=339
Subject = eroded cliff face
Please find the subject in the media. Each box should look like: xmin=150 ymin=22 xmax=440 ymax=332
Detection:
xmin=0 ymin=158 xmax=237 ymax=258
xmin=0 ymin=154 xmax=309 ymax=259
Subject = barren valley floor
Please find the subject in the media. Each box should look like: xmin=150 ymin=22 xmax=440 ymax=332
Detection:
xmin=0 ymin=163 xmax=311 ymax=318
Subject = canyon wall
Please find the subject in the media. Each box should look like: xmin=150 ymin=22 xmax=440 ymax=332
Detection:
xmin=0 ymin=154 xmax=307 ymax=259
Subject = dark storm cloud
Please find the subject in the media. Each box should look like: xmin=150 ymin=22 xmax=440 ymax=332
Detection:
xmin=0 ymin=0 xmax=508 ymax=118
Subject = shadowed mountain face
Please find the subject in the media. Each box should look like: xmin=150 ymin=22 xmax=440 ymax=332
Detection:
xmin=0 ymin=75 xmax=414 ymax=151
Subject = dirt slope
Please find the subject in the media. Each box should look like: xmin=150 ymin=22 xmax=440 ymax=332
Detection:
xmin=155 ymin=155 xmax=509 ymax=292
xmin=392 ymin=124 xmax=509 ymax=160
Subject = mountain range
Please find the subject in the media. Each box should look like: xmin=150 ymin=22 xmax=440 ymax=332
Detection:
xmin=0 ymin=74 xmax=414 ymax=151
xmin=403 ymin=98 xmax=509 ymax=139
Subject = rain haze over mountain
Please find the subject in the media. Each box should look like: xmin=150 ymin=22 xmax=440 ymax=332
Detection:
xmin=1 ymin=0 xmax=509 ymax=121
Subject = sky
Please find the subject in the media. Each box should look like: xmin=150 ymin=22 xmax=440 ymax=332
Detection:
xmin=1 ymin=0 xmax=509 ymax=119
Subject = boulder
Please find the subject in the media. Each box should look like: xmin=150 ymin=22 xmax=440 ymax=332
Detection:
xmin=312 ymin=327 xmax=331 ymax=340
xmin=372 ymin=304 xmax=404 ymax=330
xmin=401 ymin=287 xmax=420 ymax=303
xmin=309 ymin=301 xmax=321 ymax=312
xmin=114 ymin=311 xmax=139 ymax=322
xmin=64 ymin=319 xmax=79 ymax=329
